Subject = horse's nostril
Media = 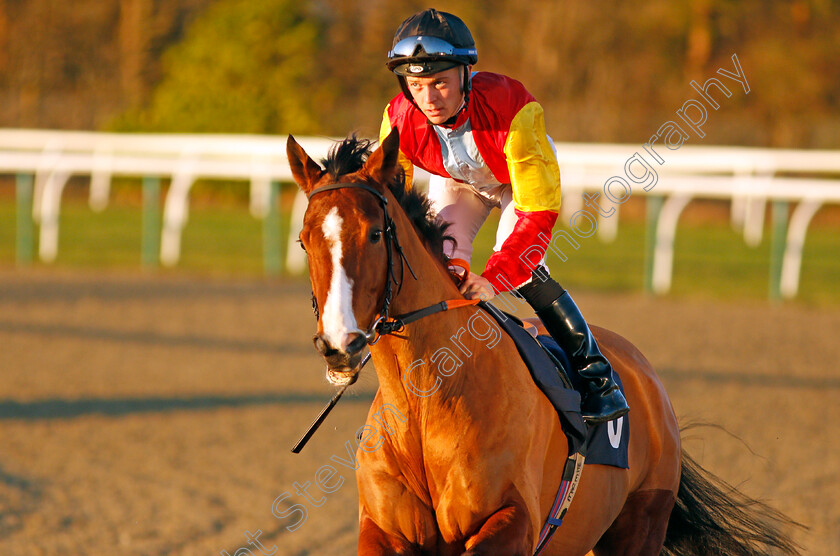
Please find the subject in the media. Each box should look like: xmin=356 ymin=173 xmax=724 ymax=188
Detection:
xmin=314 ymin=335 xmax=335 ymax=356
xmin=315 ymin=333 xmax=364 ymax=359
xmin=347 ymin=333 xmax=367 ymax=354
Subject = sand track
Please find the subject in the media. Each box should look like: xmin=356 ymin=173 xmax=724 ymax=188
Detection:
xmin=1 ymin=269 xmax=838 ymax=555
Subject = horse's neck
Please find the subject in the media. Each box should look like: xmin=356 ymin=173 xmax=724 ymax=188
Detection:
xmin=369 ymin=205 xmax=469 ymax=416
xmin=364 ymin=205 xmax=535 ymax=492
xmin=381 ymin=196 xmax=463 ymax=320
xmin=370 ymin=309 xmax=473 ymax=407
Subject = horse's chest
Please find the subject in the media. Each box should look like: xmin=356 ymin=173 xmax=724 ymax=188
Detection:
xmin=427 ymin=468 xmax=512 ymax=541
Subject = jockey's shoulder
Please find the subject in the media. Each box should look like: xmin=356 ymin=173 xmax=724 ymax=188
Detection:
xmin=470 ymin=72 xmax=537 ymax=117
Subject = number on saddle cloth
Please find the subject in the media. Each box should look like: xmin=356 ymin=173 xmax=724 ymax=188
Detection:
xmin=537 ymin=334 xmax=630 ymax=469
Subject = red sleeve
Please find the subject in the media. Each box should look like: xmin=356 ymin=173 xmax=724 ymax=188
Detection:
xmin=481 ymin=209 xmax=558 ymax=293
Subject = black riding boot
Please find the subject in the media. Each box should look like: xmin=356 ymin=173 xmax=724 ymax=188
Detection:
xmin=518 ymin=275 xmax=629 ymax=423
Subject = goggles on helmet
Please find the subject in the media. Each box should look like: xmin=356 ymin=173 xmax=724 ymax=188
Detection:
xmin=388 ymin=35 xmax=477 ymax=61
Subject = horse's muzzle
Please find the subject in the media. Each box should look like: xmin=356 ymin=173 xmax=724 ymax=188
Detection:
xmin=314 ymin=332 xmax=367 ymax=386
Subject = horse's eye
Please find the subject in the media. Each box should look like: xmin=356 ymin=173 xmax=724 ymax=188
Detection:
xmin=369 ymin=229 xmax=383 ymax=244
xmin=297 ymin=238 xmax=306 ymax=252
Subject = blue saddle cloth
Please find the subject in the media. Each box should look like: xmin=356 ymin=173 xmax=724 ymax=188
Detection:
xmin=479 ymin=303 xmax=629 ymax=469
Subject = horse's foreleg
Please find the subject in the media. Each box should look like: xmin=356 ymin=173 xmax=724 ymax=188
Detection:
xmin=462 ymin=503 xmax=532 ymax=556
xmin=358 ymin=511 xmax=422 ymax=556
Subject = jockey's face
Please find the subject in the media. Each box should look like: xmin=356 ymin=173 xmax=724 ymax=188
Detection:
xmin=405 ymin=66 xmax=465 ymax=125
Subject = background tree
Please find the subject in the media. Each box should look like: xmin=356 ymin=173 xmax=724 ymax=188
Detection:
xmin=114 ymin=0 xmax=326 ymax=134
xmin=1 ymin=0 xmax=838 ymax=148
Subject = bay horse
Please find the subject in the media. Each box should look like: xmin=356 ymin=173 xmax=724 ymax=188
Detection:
xmin=287 ymin=129 xmax=800 ymax=555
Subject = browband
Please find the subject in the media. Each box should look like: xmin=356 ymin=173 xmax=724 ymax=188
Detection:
xmin=308 ymin=182 xmax=388 ymax=205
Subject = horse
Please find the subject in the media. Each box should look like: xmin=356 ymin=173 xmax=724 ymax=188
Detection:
xmin=286 ymin=129 xmax=801 ymax=555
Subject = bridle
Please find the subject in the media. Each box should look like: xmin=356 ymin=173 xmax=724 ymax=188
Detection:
xmin=292 ymin=180 xmax=479 ymax=454
xmin=308 ymin=182 xmax=415 ymax=344
xmin=307 ymin=182 xmax=478 ymax=345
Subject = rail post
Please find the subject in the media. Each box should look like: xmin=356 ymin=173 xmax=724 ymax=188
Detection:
xmin=769 ymin=200 xmax=789 ymax=301
xmin=263 ymin=180 xmax=282 ymax=276
xmin=15 ymin=173 xmax=35 ymax=265
xmin=644 ymin=195 xmax=664 ymax=294
xmin=142 ymin=176 xmax=161 ymax=267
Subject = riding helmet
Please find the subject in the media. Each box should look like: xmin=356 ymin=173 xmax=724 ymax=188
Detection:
xmin=386 ymin=9 xmax=478 ymax=77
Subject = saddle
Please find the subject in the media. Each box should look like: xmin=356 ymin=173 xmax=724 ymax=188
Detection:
xmin=478 ymin=302 xmax=629 ymax=469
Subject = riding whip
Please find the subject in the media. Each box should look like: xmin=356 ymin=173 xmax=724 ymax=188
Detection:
xmin=291 ymin=352 xmax=371 ymax=453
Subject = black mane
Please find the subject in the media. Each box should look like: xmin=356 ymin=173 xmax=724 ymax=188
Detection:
xmin=321 ymin=136 xmax=454 ymax=264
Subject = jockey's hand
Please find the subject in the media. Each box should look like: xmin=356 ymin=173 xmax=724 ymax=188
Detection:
xmin=459 ymin=272 xmax=495 ymax=300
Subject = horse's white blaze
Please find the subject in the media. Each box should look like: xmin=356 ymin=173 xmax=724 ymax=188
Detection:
xmin=321 ymin=207 xmax=358 ymax=350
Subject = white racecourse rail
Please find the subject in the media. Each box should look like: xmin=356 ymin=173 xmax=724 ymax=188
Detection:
xmin=1 ymin=128 xmax=838 ymax=299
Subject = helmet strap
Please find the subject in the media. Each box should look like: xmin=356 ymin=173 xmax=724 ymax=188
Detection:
xmin=398 ymin=76 xmax=424 ymax=116
xmin=461 ymin=65 xmax=472 ymax=113
xmin=439 ymin=66 xmax=471 ymax=127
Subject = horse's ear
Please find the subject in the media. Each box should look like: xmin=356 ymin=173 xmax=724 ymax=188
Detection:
xmin=364 ymin=127 xmax=400 ymax=187
xmin=286 ymin=135 xmax=323 ymax=193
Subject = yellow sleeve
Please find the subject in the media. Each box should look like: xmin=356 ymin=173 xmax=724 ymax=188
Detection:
xmin=502 ymin=102 xmax=562 ymax=212
xmin=379 ymin=106 xmax=415 ymax=188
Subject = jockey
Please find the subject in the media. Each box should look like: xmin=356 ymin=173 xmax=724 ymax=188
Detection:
xmin=380 ymin=8 xmax=628 ymax=423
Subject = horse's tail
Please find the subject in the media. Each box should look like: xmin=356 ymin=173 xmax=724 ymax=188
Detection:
xmin=662 ymin=449 xmax=804 ymax=556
